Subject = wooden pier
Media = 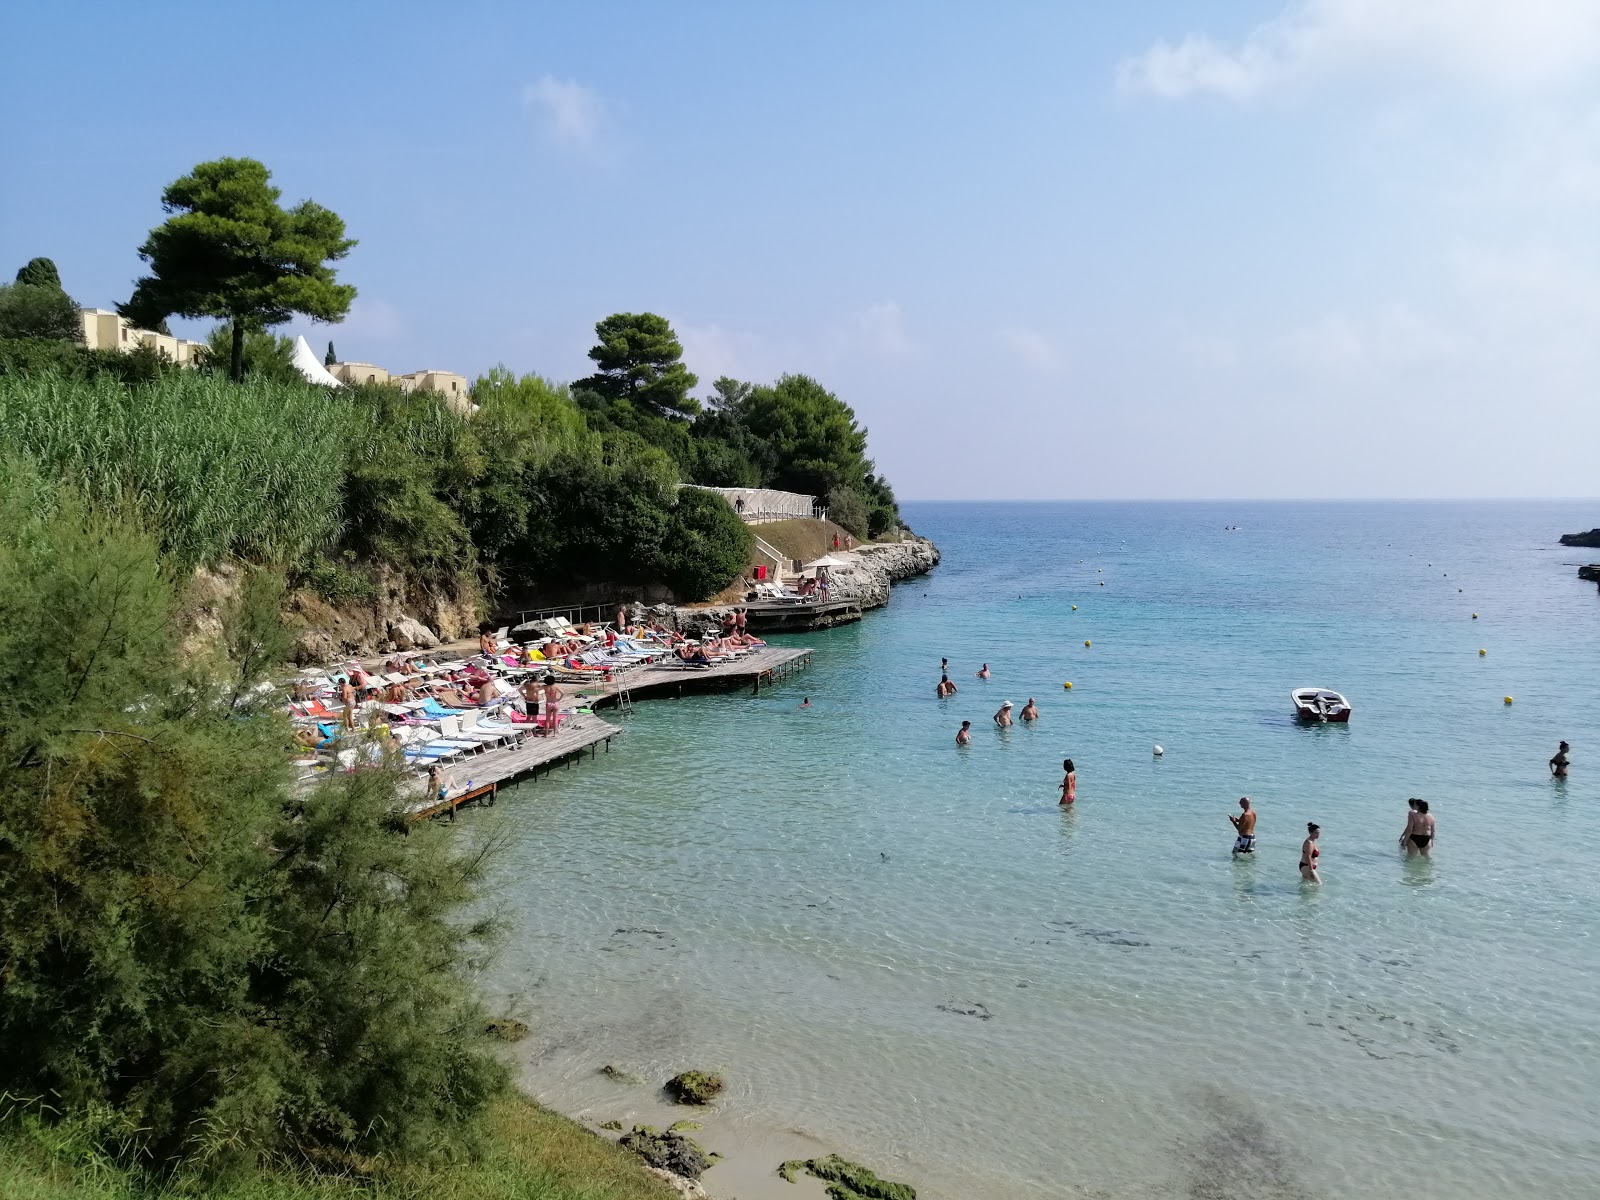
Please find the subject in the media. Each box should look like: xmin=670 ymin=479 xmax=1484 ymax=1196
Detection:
xmin=405 ymin=716 xmax=624 ymax=820
xmin=392 ymin=645 xmax=812 ymax=821
xmin=568 ymin=644 xmax=814 ymax=707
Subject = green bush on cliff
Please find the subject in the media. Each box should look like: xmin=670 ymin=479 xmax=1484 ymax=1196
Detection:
xmin=0 ymin=480 xmax=506 ymax=1171
xmin=660 ymin=487 xmax=754 ymax=600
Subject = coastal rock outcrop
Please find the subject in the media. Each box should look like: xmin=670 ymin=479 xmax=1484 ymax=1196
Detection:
xmin=618 ymin=1125 xmax=713 ymax=1179
xmin=664 ymin=1070 xmax=725 ymax=1105
xmin=1579 ymin=564 xmax=1600 ymax=587
xmin=648 ymin=534 xmax=939 ymax=635
xmin=1560 ymin=529 xmax=1600 ymax=547
xmin=387 ymin=615 xmax=439 ymax=650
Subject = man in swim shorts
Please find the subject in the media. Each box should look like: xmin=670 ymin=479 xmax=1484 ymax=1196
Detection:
xmin=1229 ymin=796 xmax=1256 ymax=854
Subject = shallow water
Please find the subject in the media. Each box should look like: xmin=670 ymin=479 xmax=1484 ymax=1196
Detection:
xmin=476 ymin=501 xmax=1600 ymax=1199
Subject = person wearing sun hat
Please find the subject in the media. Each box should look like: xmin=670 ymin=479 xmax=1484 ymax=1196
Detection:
xmin=994 ymin=700 xmax=1013 ymax=727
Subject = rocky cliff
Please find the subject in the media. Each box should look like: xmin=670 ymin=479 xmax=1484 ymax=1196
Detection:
xmin=1579 ymin=564 xmax=1600 ymax=588
xmin=645 ymin=534 xmax=941 ymax=636
xmin=1560 ymin=528 xmax=1600 ymax=547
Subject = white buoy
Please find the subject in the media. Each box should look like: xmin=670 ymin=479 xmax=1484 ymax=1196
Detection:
xmin=1153 ymin=744 xmax=1164 ymax=756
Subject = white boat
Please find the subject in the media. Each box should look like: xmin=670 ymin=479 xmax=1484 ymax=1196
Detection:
xmin=1292 ymin=688 xmax=1351 ymax=723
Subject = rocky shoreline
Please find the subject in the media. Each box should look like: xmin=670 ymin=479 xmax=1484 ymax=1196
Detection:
xmin=645 ymin=534 xmax=941 ymax=636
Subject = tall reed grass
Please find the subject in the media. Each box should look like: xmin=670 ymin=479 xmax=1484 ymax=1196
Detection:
xmin=0 ymin=372 xmax=358 ymax=566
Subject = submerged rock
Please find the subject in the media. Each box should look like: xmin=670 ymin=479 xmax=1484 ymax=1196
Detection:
xmin=483 ymin=1017 xmax=529 ymax=1042
xmin=664 ymin=1069 xmax=725 ymax=1105
xmin=599 ymin=1063 xmax=641 ymax=1083
xmin=778 ymin=1154 xmax=917 ymax=1200
xmin=1580 ymin=564 xmax=1600 ymax=586
xmin=619 ymin=1125 xmax=713 ymax=1179
xmin=1559 ymin=528 xmax=1600 ymax=547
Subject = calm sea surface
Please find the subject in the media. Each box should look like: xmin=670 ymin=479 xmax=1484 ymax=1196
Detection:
xmin=478 ymin=501 xmax=1600 ymax=1199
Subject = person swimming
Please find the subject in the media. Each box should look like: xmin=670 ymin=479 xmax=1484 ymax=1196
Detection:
xmin=1229 ymin=796 xmax=1256 ymax=854
xmin=1299 ymin=822 xmax=1322 ymax=883
xmin=1059 ymin=758 xmax=1076 ymax=806
xmin=956 ymin=720 xmax=972 ymax=746
xmin=994 ymin=700 xmax=1013 ymax=727
xmin=1020 ymin=698 xmax=1039 ymax=721
xmin=800 ymin=697 xmax=812 ymax=708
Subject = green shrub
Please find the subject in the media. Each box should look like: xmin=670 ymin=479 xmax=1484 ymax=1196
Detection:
xmin=0 ymin=282 xmax=81 ymax=343
xmin=659 ymin=488 xmax=752 ymax=600
xmin=826 ymin=485 xmax=868 ymax=539
xmin=0 ymin=486 xmax=506 ymax=1171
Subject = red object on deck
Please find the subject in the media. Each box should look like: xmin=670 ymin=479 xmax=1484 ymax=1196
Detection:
xmin=754 ymin=564 xmax=768 ymax=580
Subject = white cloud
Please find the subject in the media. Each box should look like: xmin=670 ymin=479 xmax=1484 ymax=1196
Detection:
xmin=1118 ymin=0 xmax=1600 ymax=100
xmin=1276 ymin=305 xmax=1458 ymax=371
xmin=677 ymin=321 xmax=767 ymax=383
xmin=853 ymin=301 xmax=917 ymax=359
xmin=523 ymin=75 xmax=608 ymax=153
xmin=998 ymin=328 xmax=1062 ymax=372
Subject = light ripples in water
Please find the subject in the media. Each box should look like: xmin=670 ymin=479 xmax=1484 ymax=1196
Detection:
xmin=473 ymin=501 xmax=1600 ymax=1199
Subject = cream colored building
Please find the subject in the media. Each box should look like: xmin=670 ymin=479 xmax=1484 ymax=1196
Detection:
xmin=395 ymin=369 xmax=470 ymax=410
xmin=329 ymin=361 xmax=390 ymax=386
xmin=78 ymin=308 xmax=206 ymax=366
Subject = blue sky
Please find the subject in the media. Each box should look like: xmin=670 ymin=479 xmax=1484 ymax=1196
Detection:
xmin=5 ymin=1 xmax=1600 ymax=501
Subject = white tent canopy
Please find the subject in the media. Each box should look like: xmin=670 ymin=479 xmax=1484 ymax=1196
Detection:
xmin=802 ymin=554 xmax=852 ymax=571
xmin=291 ymin=336 xmax=343 ymax=388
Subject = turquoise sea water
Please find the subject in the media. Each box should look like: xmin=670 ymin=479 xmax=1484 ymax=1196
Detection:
xmin=479 ymin=501 xmax=1600 ymax=1199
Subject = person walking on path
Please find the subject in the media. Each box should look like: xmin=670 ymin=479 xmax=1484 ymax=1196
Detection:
xmin=1229 ymin=797 xmax=1256 ymax=854
xmin=956 ymin=720 xmax=972 ymax=746
xmin=994 ymin=700 xmax=1013 ymax=727
xmin=1550 ymin=741 xmax=1570 ymax=777
xmin=1401 ymin=799 xmax=1436 ymax=856
xmin=1059 ymin=758 xmax=1077 ymax=806
xmin=1299 ymin=823 xmax=1322 ymax=883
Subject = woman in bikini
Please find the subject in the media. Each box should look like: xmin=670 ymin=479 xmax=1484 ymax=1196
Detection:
xmin=1059 ymin=758 xmax=1077 ymax=806
xmin=1404 ymin=800 xmax=1435 ymax=857
xmin=1299 ymin=822 xmax=1322 ymax=883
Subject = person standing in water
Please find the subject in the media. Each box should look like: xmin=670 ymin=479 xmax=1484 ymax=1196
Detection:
xmin=1402 ymin=800 xmax=1435 ymax=856
xmin=1229 ymin=797 xmax=1256 ymax=854
xmin=800 ymin=697 xmax=812 ymax=708
xmin=1059 ymin=758 xmax=1077 ymax=806
xmin=994 ymin=700 xmax=1013 ymax=726
xmin=937 ymin=674 xmax=957 ymax=697
xmin=1299 ymin=823 xmax=1322 ymax=883
xmin=1020 ymin=698 xmax=1039 ymax=721
xmin=956 ymin=720 xmax=972 ymax=746
xmin=977 ymin=663 xmax=991 ymax=678
xmin=1550 ymin=741 xmax=1570 ymax=777
xmin=941 ymin=656 xmax=949 ymax=675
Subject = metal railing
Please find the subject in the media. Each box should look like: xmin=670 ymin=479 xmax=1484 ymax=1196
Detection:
xmin=500 ymin=601 xmax=626 ymax=631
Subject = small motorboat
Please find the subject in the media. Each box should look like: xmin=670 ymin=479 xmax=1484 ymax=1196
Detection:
xmin=1292 ymin=688 xmax=1351 ymax=723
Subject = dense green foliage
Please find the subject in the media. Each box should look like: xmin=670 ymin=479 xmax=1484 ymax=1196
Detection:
xmin=578 ymin=312 xmax=699 ymax=420
xmin=14 ymin=257 xmax=63 ymax=289
xmin=0 ymin=363 xmax=758 ymax=602
xmin=0 ymin=482 xmax=506 ymax=1171
xmin=123 ymin=158 xmax=356 ymax=381
xmin=199 ymin=322 xmax=301 ymax=383
xmin=0 ymin=372 xmax=353 ymax=567
xmin=0 ymin=281 xmax=81 ymax=343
